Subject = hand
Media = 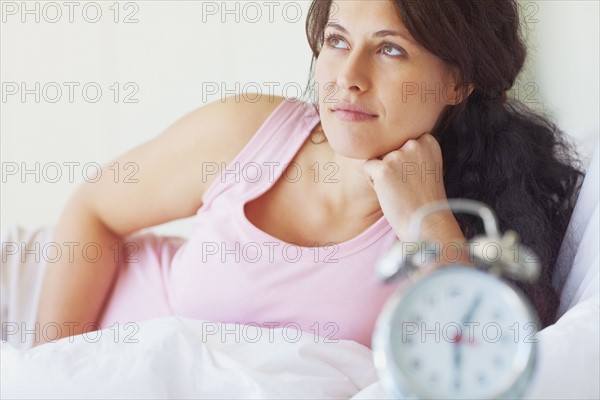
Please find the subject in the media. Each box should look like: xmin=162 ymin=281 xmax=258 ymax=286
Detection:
xmin=362 ymin=133 xmax=449 ymax=240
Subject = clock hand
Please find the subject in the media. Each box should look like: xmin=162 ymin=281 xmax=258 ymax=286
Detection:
xmin=453 ymin=338 xmax=462 ymax=391
xmin=461 ymin=292 xmax=484 ymax=325
xmin=452 ymin=293 xmax=483 ymax=392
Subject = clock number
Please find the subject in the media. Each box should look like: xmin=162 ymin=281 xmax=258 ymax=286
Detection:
xmin=477 ymin=372 xmax=488 ymax=385
xmin=409 ymin=358 xmax=421 ymax=371
xmin=425 ymin=294 xmax=437 ymax=306
xmin=429 ymin=372 xmax=440 ymax=385
xmin=493 ymin=355 xmax=505 ymax=368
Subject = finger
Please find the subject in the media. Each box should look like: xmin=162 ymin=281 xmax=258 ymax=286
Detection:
xmin=417 ymin=131 xmax=431 ymax=141
xmin=362 ymin=159 xmax=379 ymax=188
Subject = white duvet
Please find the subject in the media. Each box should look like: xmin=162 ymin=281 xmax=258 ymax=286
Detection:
xmin=2 ymin=300 xmax=599 ymax=399
xmin=2 ymin=316 xmax=380 ymax=399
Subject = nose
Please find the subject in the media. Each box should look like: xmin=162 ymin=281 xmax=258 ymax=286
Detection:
xmin=336 ymin=49 xmax=370 ymax=93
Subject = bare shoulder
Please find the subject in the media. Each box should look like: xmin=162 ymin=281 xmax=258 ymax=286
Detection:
xmin=191 ymin=95 xmax=286 ymax=199
xmin=77 ymin=94 xmax=287 ymax=237
xmin=171 ymin=94 xmax=286 ymax=151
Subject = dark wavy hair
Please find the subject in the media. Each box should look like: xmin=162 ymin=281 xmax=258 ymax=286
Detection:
xmin=303 ymin=0 xmax=586 ymax=328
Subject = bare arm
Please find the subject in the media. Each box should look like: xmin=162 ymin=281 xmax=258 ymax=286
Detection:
xmin=33 ymin=191 xmax=124 ymax=346
xmin=33 ymin=95 xmax=285 ymax=346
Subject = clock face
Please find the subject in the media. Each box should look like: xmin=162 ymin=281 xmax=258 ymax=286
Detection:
xmin=383 ymin=266 xmax=537 ymax=399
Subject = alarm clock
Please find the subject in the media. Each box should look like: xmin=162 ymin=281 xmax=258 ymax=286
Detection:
xmin=372 ymin=199 xmax=541 ymax=400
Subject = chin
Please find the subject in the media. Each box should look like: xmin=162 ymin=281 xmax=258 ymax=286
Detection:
xmin=325 ymin=130 xmax=382 ymax=160
xmin=321 ymin=117 xmax=380 ymax=157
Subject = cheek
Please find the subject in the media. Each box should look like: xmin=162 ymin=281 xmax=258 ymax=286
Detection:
xmin=314 ymin=57 xmax=323 ymax=84
xmin=314 ymin=58 xmax=336 ymax=101
xmin=383 ymin=81 xmax=448 ymax=134
xmin=314 ymin=56 xmax=327 ymax=85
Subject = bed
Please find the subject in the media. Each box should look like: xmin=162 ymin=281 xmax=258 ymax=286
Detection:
xmin=1 ymin=146 xmax=598 ymax=399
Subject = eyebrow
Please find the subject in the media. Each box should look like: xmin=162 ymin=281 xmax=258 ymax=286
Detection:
xmin=325 ymin=22 xmax=416 ymax=46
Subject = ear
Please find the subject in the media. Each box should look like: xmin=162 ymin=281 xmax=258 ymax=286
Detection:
xmin=445 ymin=67 xmax=474 ymax=105
xmin=449 ymin=83 xmax=475 ymax=105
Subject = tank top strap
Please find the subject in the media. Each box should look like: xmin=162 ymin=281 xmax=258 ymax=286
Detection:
xmin=200 ymin=97 xmax=320 ymax=209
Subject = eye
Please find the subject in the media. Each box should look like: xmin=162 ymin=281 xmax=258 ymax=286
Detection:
xmin=324 ymin=32 xmax=406 ymax=58
xmin=380 ymin=43 xmax=405 ymax=57
xmin=324 ymin=33 xmax=349 ymax=50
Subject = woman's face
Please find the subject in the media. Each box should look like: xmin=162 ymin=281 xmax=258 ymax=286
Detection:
xmin=315 ymin=0 xmax=460 ymax=160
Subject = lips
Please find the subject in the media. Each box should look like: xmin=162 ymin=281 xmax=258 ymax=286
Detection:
xmin=330 ymin=101 xmax=377 ymax=116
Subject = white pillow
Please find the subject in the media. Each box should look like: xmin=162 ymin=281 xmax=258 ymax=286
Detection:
xmin=524 ymin=143 xmax=599 ymax=399
xmin=0 ymin=225 xmax=55 ymax=350
xmin=553 ymin=143 xmax=600 ymax=316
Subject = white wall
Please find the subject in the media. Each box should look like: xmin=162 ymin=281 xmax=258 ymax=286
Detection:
xmin=1 ymin=0 xmax=314 ymax=237
xmin=2 ymin=0 xmax=598 ymax=237
xmin=517 ymin=0 xmax=599 ymax=164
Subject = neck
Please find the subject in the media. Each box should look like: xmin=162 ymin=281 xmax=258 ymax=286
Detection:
xmin=308 ymin=126 xmax=383 ymax=222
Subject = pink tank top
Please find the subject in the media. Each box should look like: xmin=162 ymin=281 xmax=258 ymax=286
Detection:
xmin=99 ymin=98 xmax=401 ymax=348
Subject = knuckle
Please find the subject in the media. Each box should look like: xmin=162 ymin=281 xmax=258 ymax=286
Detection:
xmin=387 ymin=151 xmax=403 ymax=162
xmin=380 ymin=162 xmax=396 ymax=176
xmin=404 ymin=139 xmax=418 ymax=150
xmin=423 ymin=134 xmax=435 ymax=143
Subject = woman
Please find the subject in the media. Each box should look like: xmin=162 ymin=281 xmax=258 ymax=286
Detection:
xmin=34 ymin=0 xmax=584 ymax=347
